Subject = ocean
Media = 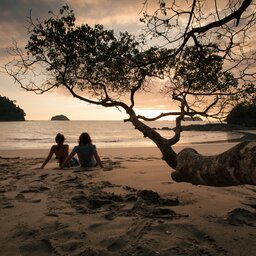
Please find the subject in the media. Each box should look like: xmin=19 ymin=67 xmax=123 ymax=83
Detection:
xmin=0 ymin=120 xmax=244 ymax=150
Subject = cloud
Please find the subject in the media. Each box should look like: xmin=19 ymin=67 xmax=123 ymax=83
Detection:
xmin=0 ymin=0 xmax=144 ymax=55
xmin=0 ymin=0 xmax=65 ymax=59
xmin=68 ymin=0 xmax=144 ymax=33
xmin=0 ymin=0 xmax=65 ymax=23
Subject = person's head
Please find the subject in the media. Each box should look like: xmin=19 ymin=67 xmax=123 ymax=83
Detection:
xmin=79 ymin=132 xmax=92 ymax=146
xmin=55 ymin=133 xmax=65 ymax=146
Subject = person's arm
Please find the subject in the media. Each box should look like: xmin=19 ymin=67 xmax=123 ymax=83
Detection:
xmin=40 ymin=146 xmax=54 ymax=168
xmin=63 ymin=144 xmax=69 ymax=159
xmin=94 ymin=150 xmax=103 ymax=168
xmin=60 ymin=150 xmax=76 ymax=169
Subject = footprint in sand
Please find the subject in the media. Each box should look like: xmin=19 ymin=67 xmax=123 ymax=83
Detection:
xmin=0 ymin=243 xmax=21 ymax=255
xmin=225 ymin=208 xmax=256 ymax=227
xmin=243 ymin=197 xmax=256 ymax=210
xmin=19 ymin=239 xmax=53 ymax=256
xmin=99 ymin=235 xmax=129 ymax=252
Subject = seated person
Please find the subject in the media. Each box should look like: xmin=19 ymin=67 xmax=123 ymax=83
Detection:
xmin=61 ymin=132 xmax=103 ymax=168
xmin=41 ymin=133 xmax=75 ymax=168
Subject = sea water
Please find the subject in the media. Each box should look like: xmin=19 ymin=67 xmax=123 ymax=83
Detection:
xmin=0 ymin=120 xmax=244 ymax=150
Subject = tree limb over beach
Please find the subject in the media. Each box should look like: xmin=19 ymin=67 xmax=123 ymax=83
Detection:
xmin=4 ymin=1 xmax=256 ymax=186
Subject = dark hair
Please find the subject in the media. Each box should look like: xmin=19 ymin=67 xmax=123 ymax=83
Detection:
xmin=55 ymin=133 xmax=65 ymax=151
xmin=79 ymin=132 xmax=92 ymax=146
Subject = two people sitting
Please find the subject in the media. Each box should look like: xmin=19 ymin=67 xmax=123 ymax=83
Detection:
xmin=41 ymin=132 xmax=103 ymax=169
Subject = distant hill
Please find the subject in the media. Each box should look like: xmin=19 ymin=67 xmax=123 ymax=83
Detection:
xmin=51 ymin=114 xmax=69 ymax=121
xmin=0 ymin=95 xmax=26 ymax=121
xmin=226 ymin=103 xmax=256 ymax=127
xmin=183 ymin=116 xmax=203 ymax=121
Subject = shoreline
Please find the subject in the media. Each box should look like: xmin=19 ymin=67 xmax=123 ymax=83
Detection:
xmin=0 ymin=141 xmax=239 ymax=158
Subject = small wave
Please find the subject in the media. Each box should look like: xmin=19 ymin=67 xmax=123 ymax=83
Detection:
xmin=9 ymin=138 xmax=47 ymax=141
xmin=100 ymin=139 xmax=122 ymax=143
xmin=1 ymin=120 xmax=251 ymax=150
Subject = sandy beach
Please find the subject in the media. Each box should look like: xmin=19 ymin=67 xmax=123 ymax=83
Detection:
xmin=0 ymin=143 xmax=255 ymax=256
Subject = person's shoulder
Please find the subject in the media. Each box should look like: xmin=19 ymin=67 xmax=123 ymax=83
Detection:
xmin=72 ymin=145 xmax=79 ymax=152
xmin=51 ymin=145 xmax=57 ymax=151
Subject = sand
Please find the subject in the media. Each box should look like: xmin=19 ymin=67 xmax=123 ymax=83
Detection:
xmin=0 ymin=143 xmax=255 ymax=256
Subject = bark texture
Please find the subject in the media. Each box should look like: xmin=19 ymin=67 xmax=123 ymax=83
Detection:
xmin=171 ymin=141 xmax=256 ymax=186
xmin=129 ymin=116 xmax=178 ymax=169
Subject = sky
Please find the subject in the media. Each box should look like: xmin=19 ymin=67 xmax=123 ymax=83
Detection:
xmin=0 ymin=1 xmax=255 ymax=120
xmin=0 ymin=0 xmax=171 ymax=120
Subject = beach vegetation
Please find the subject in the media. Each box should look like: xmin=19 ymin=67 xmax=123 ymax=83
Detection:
xmin=0 ymin=95 xmax=26 ymax=121
xmin=4 ymin=2 xmax=256 ymax=186
xmin=227 ymin=102 xmax=256 ymax=127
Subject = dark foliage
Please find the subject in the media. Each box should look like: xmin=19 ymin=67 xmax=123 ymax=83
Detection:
xmin=0 ymin=95 xmax=26 ymax=121
xmin=226 ymin=103 xmax=256 ymax=126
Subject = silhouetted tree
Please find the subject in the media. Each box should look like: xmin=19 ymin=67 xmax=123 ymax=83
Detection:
xmin=227 ymin=103 xmax=256 ymax=126
xmin=4 ymin=2 xmax=256 ymax=186
xmin=0 ymin=95 xmax=26 ymax=121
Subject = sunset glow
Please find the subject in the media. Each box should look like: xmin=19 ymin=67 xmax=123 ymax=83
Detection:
xmin=135 ymin=109 xmax=177 ymax=121
xmin=0 ymin=0 xmax=167 ymax=120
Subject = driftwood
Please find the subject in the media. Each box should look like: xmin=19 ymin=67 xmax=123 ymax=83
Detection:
xmin=171 ymin=141 xmax=256 ymax=186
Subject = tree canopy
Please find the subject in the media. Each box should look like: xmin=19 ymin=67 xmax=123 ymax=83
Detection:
xmin=4 ymin=2 xmax=256 ymax=176
xmin=18 ymin=5 xmax=171 ymax=103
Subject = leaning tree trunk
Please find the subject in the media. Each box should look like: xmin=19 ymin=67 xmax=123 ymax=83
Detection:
xmin=128 ymin=115 xmax=255 ymax=186
xmin=128 ymin=115 xmax=178 ymax=169
xmin=171 ymin=141 xmax=256 ymax=186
